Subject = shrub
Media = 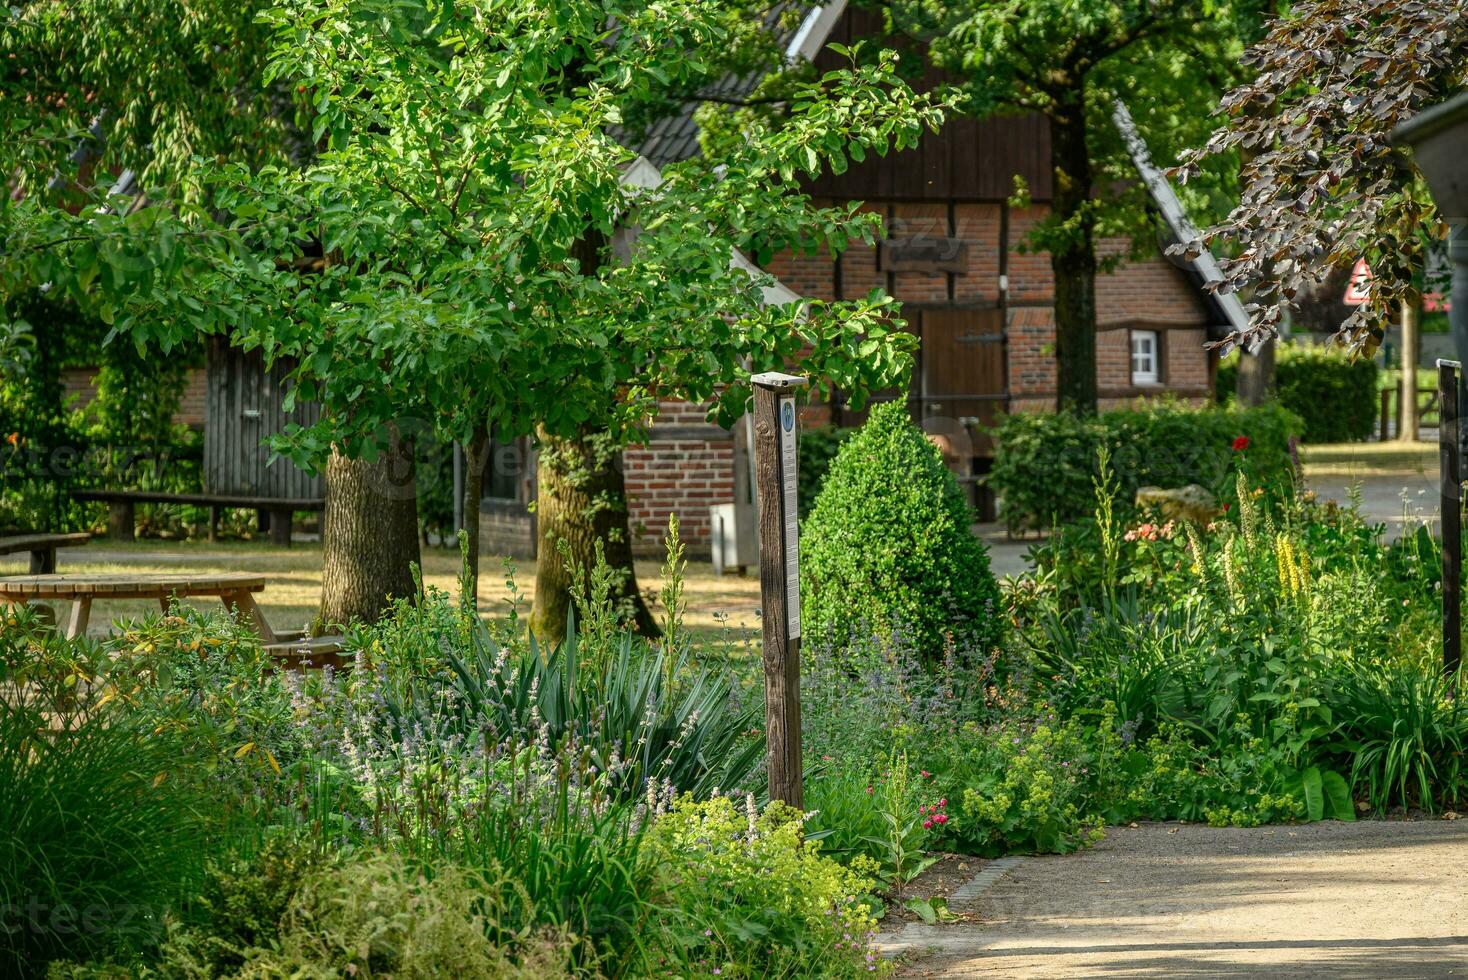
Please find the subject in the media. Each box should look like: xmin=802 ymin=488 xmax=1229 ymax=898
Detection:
xmin=989 ymin=400 xmax=1301 ymax=531
xmin=239 ymin=853 xmax=575 ymax=979
xmin=801 ymin=400 xmax=1003 ymax=661
xmin=1216 ymin=342 xmax=1379 ymax=443
xmin=797 ymin=425 xmax=855 ymax=519
xmin=1332 ymin=657 xmax=1467 ymax=813
xmin=649 ymin=796 xmax=884 ymax=978
xmin=157 ymin=836 xmax=329 ymax=978
xmin=365 ymin=595 xmax=766 ymax=802
xmin=939 ymin=713 xmax=1105 ymax=856
xmin=0 ymin=703 xmax=215 ymax=975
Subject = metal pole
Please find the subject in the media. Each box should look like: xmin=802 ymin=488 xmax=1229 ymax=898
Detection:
xmin=1440 ymin=359 xmax=1462 ymax=681
xmin=1451 ymin=226 xmax=1468 ymax=472
xmin=752 ymin=371 xmax=807 ymax=807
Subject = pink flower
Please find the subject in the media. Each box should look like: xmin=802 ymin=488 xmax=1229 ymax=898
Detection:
xmin=923 ymin=819 xmax=934 ymax=829
xmin=865 ymin=785 xmax=873 ymax=794
xmin=938 ymin=798 xmax=947 ymax=807
xmin=920 ymin=770 xmax=931 ymax=778
xmin=936 ymin=814 xmax=948 ymax=825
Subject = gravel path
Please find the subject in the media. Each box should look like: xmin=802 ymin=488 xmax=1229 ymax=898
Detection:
xmin=887 ymin=820 xmax=1468 ymax=979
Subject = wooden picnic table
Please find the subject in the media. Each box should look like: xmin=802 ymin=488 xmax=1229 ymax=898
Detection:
xmin=0 ymin=572 xmax=274 ymax=641
xmin=0 ymin=532 xmax=91 ymax=574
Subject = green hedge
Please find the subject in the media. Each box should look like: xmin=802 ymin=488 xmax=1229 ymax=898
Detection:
xmin=1216 ymin=343 xmax=1379 ymax=443
xmin=989 ymin=401 xmax=1302 ymax=532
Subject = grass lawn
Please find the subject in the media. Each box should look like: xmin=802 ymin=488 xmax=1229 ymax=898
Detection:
xmin=0 ymin=539 xmax=763 ymax=646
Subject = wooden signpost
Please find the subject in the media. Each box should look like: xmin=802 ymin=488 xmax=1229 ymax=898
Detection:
xmin=752 ymin=371 xmax=807 ymax=807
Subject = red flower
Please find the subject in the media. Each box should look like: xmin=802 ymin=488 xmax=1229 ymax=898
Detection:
xmin=1232 ymin=436 xmax=1250 ymax=451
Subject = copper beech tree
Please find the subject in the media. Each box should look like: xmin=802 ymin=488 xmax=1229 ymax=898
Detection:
xmin=1177 ymin=0 xmax=1468 ymax=358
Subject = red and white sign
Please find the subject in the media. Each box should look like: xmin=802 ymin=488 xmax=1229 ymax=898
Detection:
xmin=1342 ymin=256 xmax=1451 ymax=312
xmin=1343 ymin=258 xmax=1372 ymax=306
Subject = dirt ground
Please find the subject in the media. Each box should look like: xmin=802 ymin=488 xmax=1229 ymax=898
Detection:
xmin=0 ymin=540 xmax=764 ymax=645
xmin=886 ymin=854 xmax=992 ymax=925
xmin=886 ymin=819 xmax=1468 ymax=979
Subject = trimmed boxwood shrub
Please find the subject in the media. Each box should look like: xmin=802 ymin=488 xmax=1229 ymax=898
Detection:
xmin=1216 ymin=342 xmax=1379 ymax=443
xmin=801 ymin=401 xmax=1003 ymax=662
xmin=797 ymin=425 xmax=854 ymax=519
xmin=989 ymin=400 xmax=1302 ymax=532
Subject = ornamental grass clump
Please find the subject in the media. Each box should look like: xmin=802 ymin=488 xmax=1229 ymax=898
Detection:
xmin=801 ymin=400 xmax=1002 ymax=664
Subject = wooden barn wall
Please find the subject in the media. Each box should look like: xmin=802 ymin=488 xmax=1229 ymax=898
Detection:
xmin=204 ymin=337 xmax=325 ymax=499
xmin=803 ymin=7 xmax=1053 ymax=203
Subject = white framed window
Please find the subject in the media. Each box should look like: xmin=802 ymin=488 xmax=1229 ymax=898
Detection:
xmin=1130 ymin=330 xmax=1160 ymax=385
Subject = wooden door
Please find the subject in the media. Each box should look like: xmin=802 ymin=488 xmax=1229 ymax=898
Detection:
xmin=832 ymin=306 xmax=1006 ymax=514
xmin=917 ymin=307 xmax=1006 ymax=455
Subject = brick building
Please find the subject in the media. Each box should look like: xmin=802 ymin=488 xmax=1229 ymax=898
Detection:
xmin=484 ymin=1 xmax=1244 ymax=559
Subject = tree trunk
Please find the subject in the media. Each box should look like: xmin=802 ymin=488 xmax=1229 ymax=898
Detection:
xmin=1049 ymin=97 xmax=1098 ymax=414
xmin=1398 ymin=292 xmax=1421 ymax=442
xmin=1235 ymin=337 xmax=1277 ymax=407
xmin=318 ymin=439 xmax=421 ymax=628
xmin=460 ymin=426 xmax=490 ymax=608
xmin=529 ymin=427 xmax=659 ymax=643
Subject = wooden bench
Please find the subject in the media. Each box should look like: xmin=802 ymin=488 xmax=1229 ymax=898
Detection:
xmin=72 ymin=491 xmax=325 ymax=547
xmin=0 ymin=532 xmax=90 ymax=574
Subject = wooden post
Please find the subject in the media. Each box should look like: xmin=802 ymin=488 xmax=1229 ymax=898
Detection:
xmin=28 ymin=546 xmax=55 ymax=575
xmin=107 ymin=501 xmax=134 ymax=542
xmin=752 ymin=372 xmax=807 ymax=808
xmin=1440 ymin=359 xmax=1461 ymax=681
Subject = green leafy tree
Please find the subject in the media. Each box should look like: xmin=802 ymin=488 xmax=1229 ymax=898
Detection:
xmin=801 ymin=400 xmax=1002 ymax=662
xmin=0 ymin=0 xmax=286 ymax=197
xmin=879 ymin=0 xmax=1252 ymax=412
xmin=6 ymin=0 xmax=945 ymax=629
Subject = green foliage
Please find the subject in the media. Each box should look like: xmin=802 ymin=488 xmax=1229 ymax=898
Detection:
xmin=368 ymin=593 xmax=765 ymax=803
xmin=803 ymin=765 xmax=889 ymax=865
xmin=9 ymin=0 xmax=947 ymax=475
xmin=216 ymin=852 xmax=576 ymax=979
xmin=797 ymin=425 xmax=854 ymax=519
xmin=0 ymin=0 xmax=287 ymax=198
xmin=0 ymin=670 xmax=217 ymax=974
xmin=859 ymin=753 xmax=940 ymax=893
xmin=649 ymin=795 xmax=885 ymax=978
xmin=157 ymin=836 xmax=329 ymax=978
xmin=990 ymin=400 xmax=1302 ymax=532
xmin=802 ymin=401 xmax=1003 ymax=661
xmin=945 ymin=714 xmax=1106 ymax=856
xmin=1216 ymin=343 xmax=1380 ymax=443
xmin=1333 ymin=657 xmax=1467 ymax=813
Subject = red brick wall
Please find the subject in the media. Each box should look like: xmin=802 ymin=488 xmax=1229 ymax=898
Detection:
xmin=1004 ymin=206 xmax=1214 ymax=411
xmin=61 ymin=367 xmax=207 ymax=428
xmin=624 ymin=401 xmax=737 ymax=557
